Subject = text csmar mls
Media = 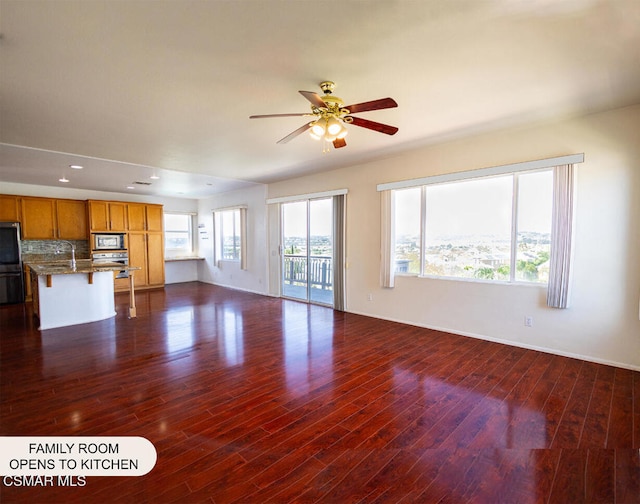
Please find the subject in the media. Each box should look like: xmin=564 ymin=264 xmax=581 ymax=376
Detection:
xmin=3 ymin=476 xmax=86 ymax=487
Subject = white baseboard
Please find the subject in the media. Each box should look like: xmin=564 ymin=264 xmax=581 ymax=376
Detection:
xmin=347 ymin=310 xmax=640 ymax=372
xmin=197 ymin=279 xmax=270 ymax=297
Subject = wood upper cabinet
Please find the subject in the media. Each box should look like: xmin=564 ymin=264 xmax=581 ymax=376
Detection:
xmin=88 ymin=200 xmax=109 ymax=230
xmin=88 ymin=200 xmax=127 ymax=232
xmin=0 ymin=195 xmax=21 ymax=222
xmin=128 ymin=203 xmax=163 ymax=232
xmin=21 ymin=197 xmax=88 ymax=240
xmin=127 ymin=203 xmax=146 ymax=231
xmin=20 ymin=197 xmax=57 ymax=239
xmin=109 ymin=203 xmax=127 ymax=231
xmin=146 ymin=205 xmax=163 ymax=232
xmin=55 ymin=199 xmax=88 ymax=239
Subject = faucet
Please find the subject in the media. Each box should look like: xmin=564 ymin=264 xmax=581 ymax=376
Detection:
xmin=58 ymin=240 xmax=77 ymax=269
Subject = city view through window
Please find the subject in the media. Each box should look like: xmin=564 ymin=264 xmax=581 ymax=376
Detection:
xmin=282 ymin=199 xmax=333 ymax=305
xmin=394 ymin=171 xmax=553 ymax=283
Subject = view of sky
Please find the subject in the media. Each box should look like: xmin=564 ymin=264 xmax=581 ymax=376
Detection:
xmin=395 ymin=170 xmax=553 ymax=239
xmin=282 ymin=198 xmax=333 ymax=238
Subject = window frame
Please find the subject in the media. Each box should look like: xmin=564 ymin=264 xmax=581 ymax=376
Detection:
xmin=219 ymin=208 xmax=241 ymax=261
xmin=163 ymin=212 xmax=195 ymax=258
xmin=393 ymin=168 xmax=553 ymax=285
xmin=213 ymin=206 xmax=247 ymax=269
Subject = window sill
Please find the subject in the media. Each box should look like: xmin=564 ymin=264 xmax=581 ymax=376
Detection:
xmin=395 ymin=272 xmax=547 ymax=287
xmin=165 ymin=257 xmax=205 ymax=262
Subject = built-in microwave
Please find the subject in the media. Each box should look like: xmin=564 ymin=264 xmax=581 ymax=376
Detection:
xmin=92 ymin=233 xmax=126 ymax=250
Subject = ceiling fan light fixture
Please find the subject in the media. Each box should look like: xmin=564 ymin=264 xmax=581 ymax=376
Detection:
xmin=310 ymin=120 xmax=326 ymax=136
xmin=336 ymin=127 xmax=348 ymax=139
xmin=309 ymin=131 xmax=322 ymax=141
xmin=326 ymin=116 xmax=342 ymax=136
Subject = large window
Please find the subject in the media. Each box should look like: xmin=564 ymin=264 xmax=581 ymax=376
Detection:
xmin=164 ymin=213 xmax=194 ymax=257
xmin=219 ymin=209 xmax=241 ymax=260
xmin=393 ymin=169 xmax=553 ymax=283
xmin=213 ymin=207 xmax=247 ymax=269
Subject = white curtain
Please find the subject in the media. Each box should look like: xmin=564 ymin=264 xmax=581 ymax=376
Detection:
xmin=380 ymin=190 xmax=395 ymax=288
xmin=211 ymin=211 xmax=218 ymax=265
xmin=547 ymin=164 xmax=575 ymax=308
xmin=239 ymin=207 xmax=247 ymax=270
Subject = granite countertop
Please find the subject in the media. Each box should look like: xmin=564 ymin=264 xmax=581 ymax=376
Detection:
xmin=27 ymin=260 xmax=141 ymax=276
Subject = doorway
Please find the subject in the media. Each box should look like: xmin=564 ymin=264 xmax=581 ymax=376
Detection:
xmin=281 ymin=198 xmax=333 ymax=306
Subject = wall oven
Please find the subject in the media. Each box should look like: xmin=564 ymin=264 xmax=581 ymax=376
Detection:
xmin=92 ymin=233 xmax=126 ymax=251
xmin=92 ymin=251 xmax=129 ymax=278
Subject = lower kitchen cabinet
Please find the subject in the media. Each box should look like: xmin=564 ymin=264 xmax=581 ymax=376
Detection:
xmin=128 ymin=232 xmax=165 ymax=289
xmin=146 ymin=233 xmax=165 ymax=286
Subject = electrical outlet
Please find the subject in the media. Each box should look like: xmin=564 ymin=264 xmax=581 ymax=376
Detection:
xmin=524 ymin=316 xmax=533 ymax=327
xmin=367 ymin=293 xmax=373 ymax=301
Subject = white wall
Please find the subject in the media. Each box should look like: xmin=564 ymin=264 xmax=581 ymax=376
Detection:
xmin=266 ymin=104 xmax=640 ymax=370
xmin=165 ymin=260 xmax=199 ymax=284
xmin=197 ymin=185 xmax=268 ymax=295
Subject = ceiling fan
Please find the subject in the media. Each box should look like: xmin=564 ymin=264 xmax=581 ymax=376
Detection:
xmin=249 ymin=81 xmax=398 ymax=149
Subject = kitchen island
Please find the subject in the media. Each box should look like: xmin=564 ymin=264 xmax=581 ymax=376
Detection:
xmin=27 ymin=260 xmax=140 ymax=330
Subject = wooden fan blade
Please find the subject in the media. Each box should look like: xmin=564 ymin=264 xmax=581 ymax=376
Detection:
xmin=343 ymin=97 xmax=398 ymax=114
xmin=333 ymin=138 xmax=347 ymax=149
xmin=250 ymin=113 xmax=312 ymax=119
xmin=277 ymin=122 xmax=312 ymax=144
xmin=348 ymin=116 xmax=398 ymax=135
xmin=299 ymin=90 xmax=328 ymax=109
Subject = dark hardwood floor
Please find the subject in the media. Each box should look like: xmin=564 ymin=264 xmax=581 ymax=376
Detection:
xmin=1 ymin=282 xmax=638 ymax=503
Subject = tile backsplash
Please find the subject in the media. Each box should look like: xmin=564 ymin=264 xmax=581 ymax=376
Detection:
xmin=21 ymin=240 xmax=90 ymax=262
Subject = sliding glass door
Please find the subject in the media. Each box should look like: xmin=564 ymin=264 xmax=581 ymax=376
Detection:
xmin=281 ymin=198 xmax=333 ymax=306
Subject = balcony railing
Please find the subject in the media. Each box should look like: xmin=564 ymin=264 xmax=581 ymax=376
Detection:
xmin=283 ymin=255 xmax=332 ymax=290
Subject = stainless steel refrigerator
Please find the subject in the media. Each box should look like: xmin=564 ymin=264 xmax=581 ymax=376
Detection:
xmin=0 ymin=222 xmax=25 ymax=304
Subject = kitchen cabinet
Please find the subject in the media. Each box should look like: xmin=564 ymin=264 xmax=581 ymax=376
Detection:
xmin=128 ymin=231 xmax=165 ymax=289
xmin=0 ymin=195 xmax=21 ymax=222
xmin=128 ymin=203 xmax=163 ymax=232
xmin=20 ymin=197 xmax=57 ymax=239
xmin=88 ymin=200 xmax=128 ymax=232
xmin=146 ymin=233 xmax=165 ymax=285
xmin=146 ymin=205 xmax=163 ymax=232
xmin=128 ymin=233 xmax=147 ymax=286
xmin=55 ymin=199 xmax=88 ymax=239
xmin=20 ymin=197 xmax=88 ymax=240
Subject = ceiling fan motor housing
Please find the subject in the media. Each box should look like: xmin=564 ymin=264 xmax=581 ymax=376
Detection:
xmin=319 ymin=81 xmax=336 ymax=94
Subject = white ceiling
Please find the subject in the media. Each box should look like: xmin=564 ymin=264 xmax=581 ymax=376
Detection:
xmin=1 ymin=0 xmax=640 ymax=199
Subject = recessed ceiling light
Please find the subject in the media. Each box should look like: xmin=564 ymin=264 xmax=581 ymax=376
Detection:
xmin=150 ymin=175 xmax=160 ymax=180
xmin=69 ymin=164 xmax=83 ymax=170
xmin=127 ymin=186 xmax=135 ymax=190
xmin=59 ymin=177 xmax=69 ymax=183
